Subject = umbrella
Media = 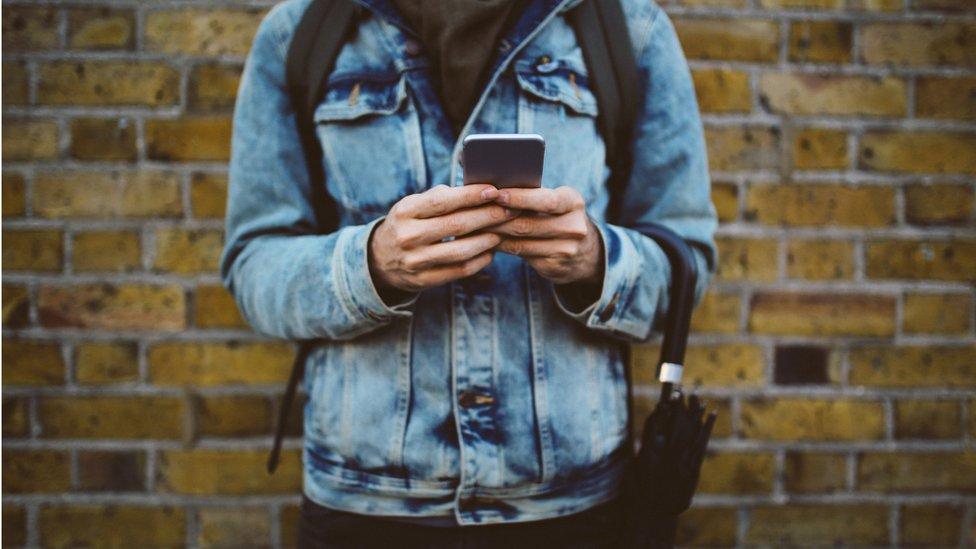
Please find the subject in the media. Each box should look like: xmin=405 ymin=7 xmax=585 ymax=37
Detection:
xmin=618 ymin=224 xmax=719 ymax=549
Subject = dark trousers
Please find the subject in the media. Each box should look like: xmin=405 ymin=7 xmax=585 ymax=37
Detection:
xmin=298 ymin=494 xmax=625 ymax=549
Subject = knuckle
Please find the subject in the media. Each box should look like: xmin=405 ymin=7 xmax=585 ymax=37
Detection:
xmin=443 ymin=216 xmax=464 ymax=236
xmin=512 ymin=219 xmax=532 ymax=237
xmin=488 ymin=205 xmax=507 ymax=221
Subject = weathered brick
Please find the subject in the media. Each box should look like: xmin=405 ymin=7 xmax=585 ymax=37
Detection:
xmin=746 ymin=505 xmax=889 ymax=545
xmin=39 ymin=284 xmax=186 ymax=331
xmin=73 ymin=230 xmax=141 ymax=272
xmin=904 ymin=183 xmax=974 ymax=225
xmin=3 ymin=397 xmax=29 ymax=437
xmin=912 ymin=0 xmax=976 ymax=9
xmin=153 ymin=228 xmax=223 ymax=274
xmin=916 ymin=76 xmax=976 ymax=120
xmin=68 ymin=8 xmax=135 ymax=50
xmin=848 ymin=0 xmax=902 ymax=9
xmin=195 ymin=285 xmax=246 ymax=329
xmin=195 ymin=395 xmax=271 ymax=437
xmin=750 ymin=292 xmax=896 ymax=337
xmin=774 ymin=345 xmax=841 ymax=384
xmin=861 ymin=131 xmax=976 ymax=173
xmin=146 ymin=117 xmax=232 ymax=162
xmin=38 ymin=62 xmax=179 ymax=107
xmin=699 ymin=452 xmax=774 ymax=494
xmin=3 ymin=172 xmax=26 ymax=217
xmin=75 ymin=342 xmax=139 ymax=385
xmin=3 ymin=506 xmax=27 ymax=547
xmin=850 ymin=345 xmax=975 ymax=387
xmin=716 ymin=237 xmax=778 ymax=282
xmin=760 ymin=0 xmax=842 ymax=7
xmin=675 ymin=508 xmax=737 ymax=547
xmin=2 ymin=284 xmax=30 ymax=328
xmin=784 ymin=452 xmax=846 ymax=493
xmin=760 ymin=74 xmax=906 ymax=116
xmin=2 ymin=450 xmax=71 ymax=493
xmin=862 ymin=23 xmax=976 ymax=67
xmin=705 ymin=127 xmax=780 ymax=171
xmin=198 ymin=507 xmax=271 ymax=548
xmin=34 ymin=171 xmax=182 ymax=219
xmin=746 ymin=184 xmax=894 ymax=226
xmin=2 ymin=118 xmax=59 ymax=161
xmin=674 ymin=19 xmax=779 ymax=62
xmin=149 ymin=341 xmax=293 ymax=386
xmin=634 ymin=343 xmax=763 ymax=387
xmin=792 ymin=128 xmax=848 ymax=170
xmin=69 ymin=118 xmax=137 ymax=161
xmin=710 ymin=182 xmax=738 ymax=223
xmin=901 ymin=504 xmax=963 ymax=546
xmin=280 ymin=504 xmax=301 ymax=548
xmin=2 ymin=6 xmax=59 ymax=51
xmin=690 ymin=290 xmax=741 ymax=333
xmin=903 ymin=293 xmax=972 ymax=334
xmin=39 ymin=505 xmax=186 ymax=548
xmin=683 ymin=0 xmax=748 ymax=6
xmin=156 ymin=449 xmax=301 ymax=494
xmin=2 ymin=229 xmax=63 ymax=272
xmin=189 ymin=64 xmax=242 ymax=111
xmin=865 ymin=239 xmax=976 ymax=281
xmin=145 ymin=9 xmax=264 ymax=56
xmin=3 ymin=61 xmax=29 ymax=105
xmin=858 ymin=452 xmax=976 ymax=492
xmin=2 ymin=339 xmax=64 ymax=386
xmin=788 ymin=21 xmax=852 ymax=63
xmin=692 ymin=69 xmax=751 ymax=113
xmin=77 ymin=450 xmax=146 ymax=492
xmin=895 ymin=400 xmax=960 ymax=439
xmin=39 ymin=396 xmax=185 ymax=439
xmin=741 ymin=398 xmax=885 ymax=441
xmin=190 ymin=172 xmax=229 ymax=219
xmin=787 ymin=240 xmax=854 ymax=280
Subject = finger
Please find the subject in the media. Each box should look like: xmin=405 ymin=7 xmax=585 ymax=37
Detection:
xmin=497 ymin=238 xmax=577 ymax=258
xmin=414 ymin=251 xmax=494 ymax=287
xmin=403 ymin=232 xmax=500 ymax=270
xmin=495 ymin=186 xmax=583 ymax=215
xmin=421 ymin=203 xmax=516 ymax=243
xmin=398 ymin=184 xmax=499 ymax=219
xmin=486 ymin=212 xmax=589 ymax=240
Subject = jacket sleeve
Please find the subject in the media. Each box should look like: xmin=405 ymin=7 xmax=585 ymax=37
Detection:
xmin=552 ymin=6 xmax=718 ymax=343
xmin=220 ymin=3 xmax=417 ymax=341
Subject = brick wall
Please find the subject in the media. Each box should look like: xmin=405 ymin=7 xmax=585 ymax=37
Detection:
xmin=2 ymin=0 xmax=973 ymax=546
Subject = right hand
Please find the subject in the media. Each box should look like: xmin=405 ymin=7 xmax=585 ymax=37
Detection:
xmin=368 ymin=184 xmax=516 ymax=293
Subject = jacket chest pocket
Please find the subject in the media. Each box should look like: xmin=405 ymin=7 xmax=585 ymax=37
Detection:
xmin=514 ymin=59 xmax=606 ymax=205
xmin=314 ymin=72 xmax=427 ymax=219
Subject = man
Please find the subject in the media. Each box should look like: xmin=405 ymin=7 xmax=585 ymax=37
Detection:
xmin=220 ymin=0 xmax=717 ymax=544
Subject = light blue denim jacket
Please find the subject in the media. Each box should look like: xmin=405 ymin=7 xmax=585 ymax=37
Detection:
xmin=221 ymin=0 xmax=717 ymax=526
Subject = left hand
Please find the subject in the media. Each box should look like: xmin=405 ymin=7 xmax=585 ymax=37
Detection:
xmin=485 ymin=186 xmax=604 ymax=285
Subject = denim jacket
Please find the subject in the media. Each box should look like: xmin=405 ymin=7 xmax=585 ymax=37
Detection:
xmin=221 ymin=0 xmax=717 ymax=526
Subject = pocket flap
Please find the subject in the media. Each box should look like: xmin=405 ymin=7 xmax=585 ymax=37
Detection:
xmin=514 ymin=59 xmax=598 ymax=117
xmin=314 ymin=72 xmax=408 ymax=122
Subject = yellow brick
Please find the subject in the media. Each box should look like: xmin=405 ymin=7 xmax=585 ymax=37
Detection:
xmin=690 ymin=290 xmax=741 ymax=333
xmin=912 ymin=0 xmax=976 ymax=9
xmin=633 ymin=343 xmax=763 ymax=387
xmin=901 ymin=504 xmax=964 ymax=546
xmin=699 ymin=452 xmax=774 ymax=495
xmin=674 ymin=19 xmax=779 ymax=62
xmin=705 ymin=127 xmax=780 ymax=171
xmin=3 ymin=397 xmax=29 ymax=437
xmin=750 ymin=292 xmax=896 ymax=337
xmin=39 ymin=506 xmax=186 ymax=548
xmin=148 ymin=341 xmax=293 ymax=386
xmin=2 ymin=339 xmax=64 ymax=386
xmin=191 ymin=173 xmax=229 ymax=219
xmin=196 ymin=395 xmax=271 ymax=437
xmin=195 ymin=285 xmax=246 ymax=329
xmin=3 ymin=61 xmax=29 ymax=105
xmin=849 ymin=345 xmax=976 ymax=387
xmin=862 ymin=22 xmax=976 ymax=67
xmin=760 ymin=0 xmax=842 ymax=6
xmin=156 ymin=449 xmax=301 ymax=494
xmin=198 ymin=508 xmax=271 ymax=548
xmin=2 ymin=450 xmax=71 ymax=493
xmin=146 ymin=117 xmax=232 ymax=162
xmin=746 ymin=505 xmax=889 ymax=545
xmin=34 ymin=171 xmax=182 ymax=219
xmin=866 ymin=239 xmax=975 ymax=281
xmin=761 ymin=74 xmax=906 ymax=116
xmin=2 ymin=229 xmax=63 ymax=271
xmin=675 ymin=508 xmax=737 ymax=546
xmin=746 ymin=184 xmax=894 ymax=227
xmin=904 ymin=183 xmax=974 ymax=225
xmin=861 ymin=131 xmax=976 ymax=173
xmin=189 ymin=64 xmax=242 ymax=111
xmin=784 ymin=452 xmax=847 ymax=493
xmin=39 ymin=396 xmax=185 ymax=439
xmin=2 ymin=284 xmax=30 ymax=328
xmin=38 ymin=284 xmax=186 ymax=331
xmin=858 ymin=452 xmax=976 ymax=492
xmin=741 ymin=398 xmax=885 ymax=441
xmin=3 ymin=172 xmax=26 ymax=216
xmin=145 ymin=9 xmax=264 ymax=56
xmin=153 ymin=228 xmax=223 ymax=274
xmin=72 ymin=230 xmax=141 ymax=272
xmin=68 ymin=8 xmax=135 ymax=50
xmin=792 ymin=128 xmax=848 ymax=170
xmin=3 ymin=506 xmax=27 ymax=547
xmin=69 ymin=118 xmax=137 ymax=161
xmin=2 ymin=118 xmax=59 ymax=161
xmin=710 ymin=182 xmax=738 ymax=222
xmin=38 ymin=61 xmax=179 ymax=106
xmin=903 ymin=293 xmax=972 ymax=334
xmin=848 ymin=0 xmax=901 ymax=9
xmin=895 ymin=400 xmax=960 ymax=439
xmin=280 ymin=505 xmax=300 ymax=548
xmin=77 ymin=450 xmax=145 ymax=492
xmin=692 ymin=69 xmax=751 ymax=113
xmin=788 ymin=21 xmax=852 ymax=63
xmin=75 ymin=342 xmax=139 ymax=385
xmin=2 ymin=7 xmax=59 ymax=51
xmin=787 ymin=240 xmax=854 ymax=280
xmin=716 ymin=237 xmax=778 ymax=282
xmin=916 ymin=76 xmax=976 ymax=120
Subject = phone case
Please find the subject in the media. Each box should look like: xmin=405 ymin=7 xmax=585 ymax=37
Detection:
xmin=461 ymin=133 xmax=545 ymax=188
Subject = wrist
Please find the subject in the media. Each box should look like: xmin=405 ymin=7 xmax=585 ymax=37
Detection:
xmin=367 ymin=219 xmax=414 ymax=304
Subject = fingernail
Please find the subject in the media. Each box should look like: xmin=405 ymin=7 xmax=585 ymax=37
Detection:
xmin=497 ymin=191 xmax=509 ymax=204
xmin=481 ymin=187 xmax=498 ymax=200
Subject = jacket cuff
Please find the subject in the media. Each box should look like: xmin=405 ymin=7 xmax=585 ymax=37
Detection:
xmin=334 ymin=216 xmax=418 ymax=325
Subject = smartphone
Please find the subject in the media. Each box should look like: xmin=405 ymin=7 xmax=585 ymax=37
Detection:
xmin=461 ymin=133 xmax=545 ymax=189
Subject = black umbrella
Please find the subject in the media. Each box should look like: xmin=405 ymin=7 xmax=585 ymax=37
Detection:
xmin=619 ymin=224 xmax=718 ymax=549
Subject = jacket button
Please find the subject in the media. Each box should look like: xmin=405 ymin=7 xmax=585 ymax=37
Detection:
xmin=459 ymin=390 xmax=494 ymax=407
xmin=404 ymin=38 xmax=423 ymax=57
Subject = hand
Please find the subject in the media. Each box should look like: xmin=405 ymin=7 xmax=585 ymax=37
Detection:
xmin=486 ymin=186 xmax=604 ymax=285
xmin=368 ymin=184 xmax=516 ymax=293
